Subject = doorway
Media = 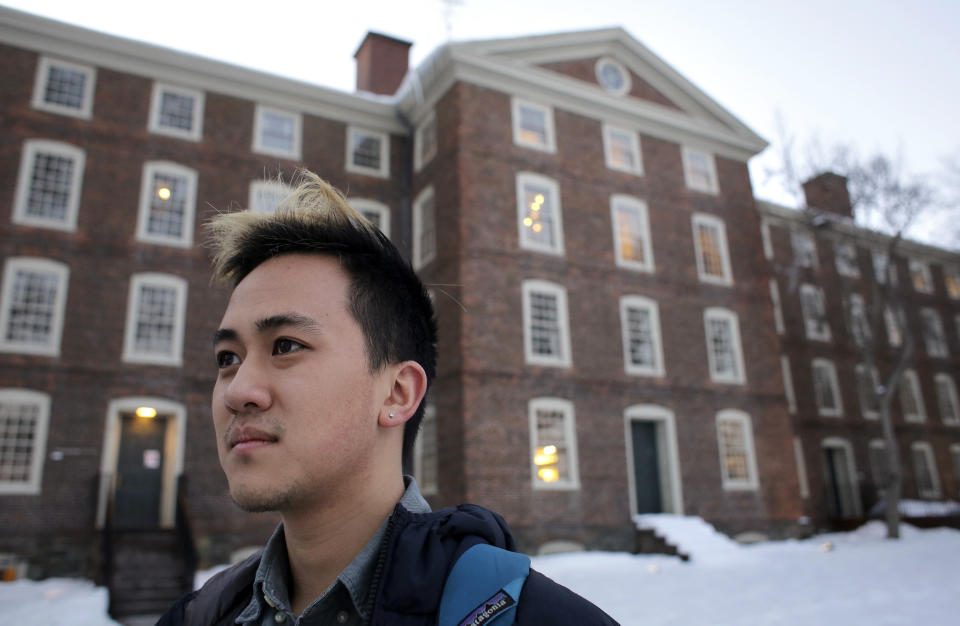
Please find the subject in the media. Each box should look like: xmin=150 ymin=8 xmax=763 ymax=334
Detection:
xmin=822 ymin=438 xmax=862 ymax=518
xmin=624 ymin=405 xmax=684 ymax=517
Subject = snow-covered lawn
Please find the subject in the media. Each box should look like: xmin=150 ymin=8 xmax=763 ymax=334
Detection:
xmin=2 ymin=520 xmax=958 ymax=626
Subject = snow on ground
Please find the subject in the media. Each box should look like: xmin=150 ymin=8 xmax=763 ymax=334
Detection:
xmin=2 ymin=520 xmax=959 ymax=626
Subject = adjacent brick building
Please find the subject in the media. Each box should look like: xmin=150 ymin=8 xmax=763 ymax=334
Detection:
xmin=0 ymin=6 xmax=957 ymax=588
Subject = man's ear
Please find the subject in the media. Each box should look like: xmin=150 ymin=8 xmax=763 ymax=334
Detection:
xmin=378 ymin=361 xmax=428 ymax=428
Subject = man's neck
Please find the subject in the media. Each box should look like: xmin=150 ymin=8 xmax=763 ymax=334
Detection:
xmin=281 ymin=473 xmax=405 ymax=616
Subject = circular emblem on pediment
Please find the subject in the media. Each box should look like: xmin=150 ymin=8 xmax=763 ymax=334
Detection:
xmin=595 ymin=57 xmax=631 ymax=96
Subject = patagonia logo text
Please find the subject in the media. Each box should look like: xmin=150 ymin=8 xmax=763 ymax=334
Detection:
xmin=456 ymin=589 xmax=516 ymax=626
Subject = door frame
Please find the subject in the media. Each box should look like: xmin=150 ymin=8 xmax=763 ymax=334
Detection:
xmin=820 ymin=436 xmax=863 ymax=518
xmin=96 ymin=397 xmax=186 ymax=529
xmin=623 ymin=404 xmax=684 ymax=517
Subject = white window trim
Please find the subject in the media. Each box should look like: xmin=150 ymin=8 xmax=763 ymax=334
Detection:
xmin=122 ymin=273 xmax=188 ymax=366
xmin=909 ymin=259 xmax=933 ymax=294
xmin=136 ymin=161 xmax=198 ymax=248
xmin=511 ymin=98 xmax=556 ymax=153
xmin=529 ymin=397 xmax=580 ymax=490
xmin=595 ymin=57 xmax=632 ymax=96
xmin=834 ymin=241 xmax=860 ymax=278
xmin=911 ymin=441 xmax=942 ymax=499
xmin=0 ymin=257 xmax=70 ymax=357
xmin=781 ymin=355 xmax=797 ymax=414
xmin=760 ymin=218 xmax=774 ymax=261
xmin=413 ymin=111 xmax=437 ymax=172
xmin=252 ymin=105 xmax=302 ymax=159
xmin=610 ymin=194 xmax=653 ymax=272
xmin=793 ymin=437 xmax=810 ymax=499
xmin=619 ymin=295 xmax=665 ymax=377
xmin=716 ymin=409 xmax=759 ymax=490
xmin=0 ymin=389 xmax=51 ymax=495
xmin=248 ymin=180 xmax=293 ymax=214
xmin=516 ymin=172 xmax=565 ymax=256
xmin=345 ymin=126 xmax=390 ymax=178
xmin=920 ymin=307 xmax=948 ymax=358
xmin=681 ymin=146 xmax=719 ymax=194
xmin=413 ymin=404 xmax=438 ymax=496
xmin=148 ymin=82 xmax=204 ymax=141
xmin=901 ymin=369 xmax=927 ymax=423
xmin=800 ymin=284 xmax=831 ymax=342
xmin=352 ymin=199 xmax=391 ymax=240
xmin=412 ymin=186 xmax=436 ymax=270
xmin=769 ymin=280 xmax=785 ymax=335
xmin=31 ymin=56 xmax=96 ymax=119
xmin=692 ymin=213 xmax=733 ymax=286
xmin=792 ymin=231 xmax=819 ymax=269
xmin=704 ymin=307 xmax=746 ymax=385
xmin=522 ymin=279 xmax=572 ymax=368
xmin=812 ymin=358 xmax=843 ymax=418
xmin=13 ymin=139 xmax=86 ymax=232
xmin=855 ymin=364 xmax=881 ymax=420
xmin=623 ymin=404 xmax=685 ymax=515
xmin=848 ymin=293 xmax=870 ymax=346
xmin=934 ymin=373 xmax=960 ymax=426
xmin=601 ymin=124 xmax=643 ymax=175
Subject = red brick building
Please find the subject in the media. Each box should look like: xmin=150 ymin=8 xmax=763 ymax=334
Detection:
xmin=1 ymin=7 xmax=957 ymax=600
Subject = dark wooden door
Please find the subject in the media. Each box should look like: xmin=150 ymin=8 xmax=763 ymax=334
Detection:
xmin=114 ymin=413 xmax=165 ymax=527
xmin=632 ymin=421 xmax=663 ymax=514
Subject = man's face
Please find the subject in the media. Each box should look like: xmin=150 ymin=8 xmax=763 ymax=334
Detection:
xmin=211 ymin=254 xmax=391 ymax=513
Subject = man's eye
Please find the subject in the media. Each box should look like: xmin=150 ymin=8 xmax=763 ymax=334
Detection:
xmin=273 ymin=338 xmax=305 ymax=355
xmin=216 ymin=351 xmax=240 ymax=369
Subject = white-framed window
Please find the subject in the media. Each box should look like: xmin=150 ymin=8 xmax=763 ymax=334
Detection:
xmin=812 ymin=358 xmax=843 ymax=417
xmin=911 ymin=441 xmax=941 ymax=499
xmin=834 ymin=241 xmax=860 ymax=278
xmin=872 ymin=250 xmax=897 ymax=285
xmin=909 ymin=259 xmax=933 ymax=294
xmin=920 ymin=308 xmax=948 ymax=358
xmin=692 ymin=213 xmax=733 ymax=286
xmin=944 ymin=268 xmax=960 ymax=300
xmin=899 ymin=369 xmax=926 ymax=423
xmin=595 ymin=57 xmax=631 ymax=96
xmin=934 ymin=374 xmax=960 ymax=426
xmin=414 ymin=111 xmax=437 ymax=171
xmin=522 ymin=280 xmax=572 ymax=368
xmin=952 ymin=444 xmax=960 ymax=497
xmin=122 ymin=273 xmax=188 ymax=366
xmin=770 ymin=280 xmax=785 ymax=335
xmin=148 ymin=82 xmax=204 ymax=141
xmin=412 ymin=187 xmax=436 ymax=270
xmin=602 ymin=125 xmax=643 ymax=175
xmin=529 ymin=397 xmax=579 ymax=489
xmin=413 ymin=404 xmax=437 ymax=495
xmin=13 ymin=140 xmax=85 ymax=231
xmin=516 ymin=172 xmax=564 ymax=256
xmin=715 ymin=409 xmax=759 ymax=490
xmin=869 ymin=439 xmax=890 ymax=494
xmin=760 ymin=219 xmax=774 ymax=261
xmin=511 ymin=98 xmax=556 ymax=152
xmin=704 ymin=307 xmax=745 ymax=384
xmin=0 ymin=258 xmax=70 ymax=357
xmin=32 ymin=56 xmax=95 ymax=118
xmin=136 ymin=162 xmax=197 ymax=247
xmin=619 ymin=295 xmax=665 ymax=377
xmin=800 ymin=284 xmax=831 ymax=341
xmin=793 ymin=437 xmax=810 ymax=498
xmin=855 ymin=364 xmax=881 ymax=419
xmin=252 ymin=105 xmax=301 ymax=159
xmin=884 ymin=305 xmax=904 ymax=348
xmin=848 ymin=293 xmax=871 ymax=347
xmin=681 ymin=147 xmax=718 ymax=194
xmin=781 ymin=355 xmax=797 ymax=414
xmin=248 ymin=180 xmax=292 ymax=214
xmin=791 ymin=231 xmax=818 ymax=269
xmin=353 ymin=199 xmax=391 ymax=239
xmin=345 ymin=126 xmax=390 ymax=178
xmin=0 ymin=389 xmax=51 ymax=494
xmin=610 ymin=195 xmax=653 ymax=271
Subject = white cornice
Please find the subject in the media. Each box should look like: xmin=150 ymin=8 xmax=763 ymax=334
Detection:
xmin=0 ymin=6 xmax=404 ymax=133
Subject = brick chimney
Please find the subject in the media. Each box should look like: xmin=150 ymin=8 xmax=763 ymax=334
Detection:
xmin=354 ymin=31 xmax=412 ymax=95
xmin=802 ymin=172 xmax=853 ymax=218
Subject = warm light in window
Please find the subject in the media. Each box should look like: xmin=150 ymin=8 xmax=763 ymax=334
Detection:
xmin=543 ymin=444 xmax=557 ymax=455
xmin=523 ymin=217 xmax=533 ymax=227
xmin=532 ymin=223 xmax=543 ymax=233
xmin=538 ymin=467 xmax=559 ymax=482
xmin=135 ymin=406 xmax=157 ymax=419
xmin=157 ymin=187 xmax=171 ymax=200
xmin=534 ymin=194 xmax=544 ymax=204
xmin=534 ymin=452 xmax=559 ymax=466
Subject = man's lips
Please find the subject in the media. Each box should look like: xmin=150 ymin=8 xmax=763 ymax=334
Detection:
xmin=228 ymin=426 xmax=279 ymax=451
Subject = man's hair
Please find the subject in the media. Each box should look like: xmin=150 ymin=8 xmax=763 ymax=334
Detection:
xmin=207 ymin=170 xmax=437 ymax=467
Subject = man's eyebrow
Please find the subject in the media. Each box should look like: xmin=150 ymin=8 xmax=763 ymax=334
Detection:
xmin=213 ymin=328 xmax=237 ymax=346
xmin=212 ymin=313 xmax=322 ymax=347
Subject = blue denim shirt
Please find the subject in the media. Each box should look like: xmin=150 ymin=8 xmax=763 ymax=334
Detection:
xmin=235 ymin=477 xmax=431 ymax=625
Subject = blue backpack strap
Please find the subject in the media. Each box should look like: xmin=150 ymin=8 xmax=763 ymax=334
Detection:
xmin=438 ymin=544 xmax=531 ymax=626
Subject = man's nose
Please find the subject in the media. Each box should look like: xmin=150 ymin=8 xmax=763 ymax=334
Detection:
xmin=222 ymin=358 xmax=272 ymax=415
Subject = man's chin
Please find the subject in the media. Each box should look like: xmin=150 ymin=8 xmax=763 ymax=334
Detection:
xmin=229 ymin=488 xmax=286 ymax=513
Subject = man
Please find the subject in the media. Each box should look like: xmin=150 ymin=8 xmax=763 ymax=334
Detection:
xmin=159 ymin=171 xmax=617 ymax=625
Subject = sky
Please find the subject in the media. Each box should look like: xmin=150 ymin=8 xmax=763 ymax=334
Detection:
xmin=5 ymin=0 xmax=959 ymax=246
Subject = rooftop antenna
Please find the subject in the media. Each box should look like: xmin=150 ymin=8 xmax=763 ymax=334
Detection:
xmin=440 ymin=0 xmax=464 ymax=41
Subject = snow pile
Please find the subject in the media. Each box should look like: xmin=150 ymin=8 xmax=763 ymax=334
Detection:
xmin=0 ymin=578 xmax=120 ymax=626
xmin=633 ymin=514 xmax=748 ymax=565
xmin=868 ymin=498 xmax=960 ymax=517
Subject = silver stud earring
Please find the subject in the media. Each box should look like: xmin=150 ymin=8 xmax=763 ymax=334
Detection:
xmin=388 ymin=412 xmax=395 ymax=419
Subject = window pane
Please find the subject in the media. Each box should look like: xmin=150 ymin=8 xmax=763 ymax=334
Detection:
xmin=912 ymin=446 xmax=937 ymax=497
xmin=792 ymin=232 xmax=816 ymax=267
xmin=518 ymin=106 xmax=548 ymax=146
xmin=534 ymin=408 xmax=569 ymax=483
xmin=936 ymin=378 xmax=959 ymax=424
xmin=417 ymin=192 xmax=436 ymax=265
xmin=134 ymin=285 xmax=177 ymax=355
xmin=813 ymin=363 xmax=838 ymax=413
xmin=6 ymin=270 xmax=59 ymax=345
xmin=626 ymin=306 xmax=655 ymax=369
xmin=697 ymin=222 xmax=724 ymax=277
xmin=0 ymin=401 xmax=40 ymax=483
xmin=260 ymin=111 xmax=295 ymax=152
xmin=708 ymin=318 xmax=737 ymax=378
xmin=44 ymin=65 xmax=86 ymax=110
xmin=529 ymin=292 xmax=562 ymax=358
xmin=615 ymin=204 xmax=646 ymax=264
xmin=352 ymin=133 xmax=381 ymax=169
xmin=686 ymin=151 xmax=712 ymax=190
xmin=608 ymin=130 xmax=636 ymax=169
xmin=147 ymin=173 xmax=187 ymax=238
xmin=159 ymin=91 xmax=195 ymax=131
xmin=717 ymin=419 xmax=749 ymax=482
xmin=26 ymin=152 xmax=75 ymax=222
xmin=520 ymin=182 xmax=556 ymax=249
